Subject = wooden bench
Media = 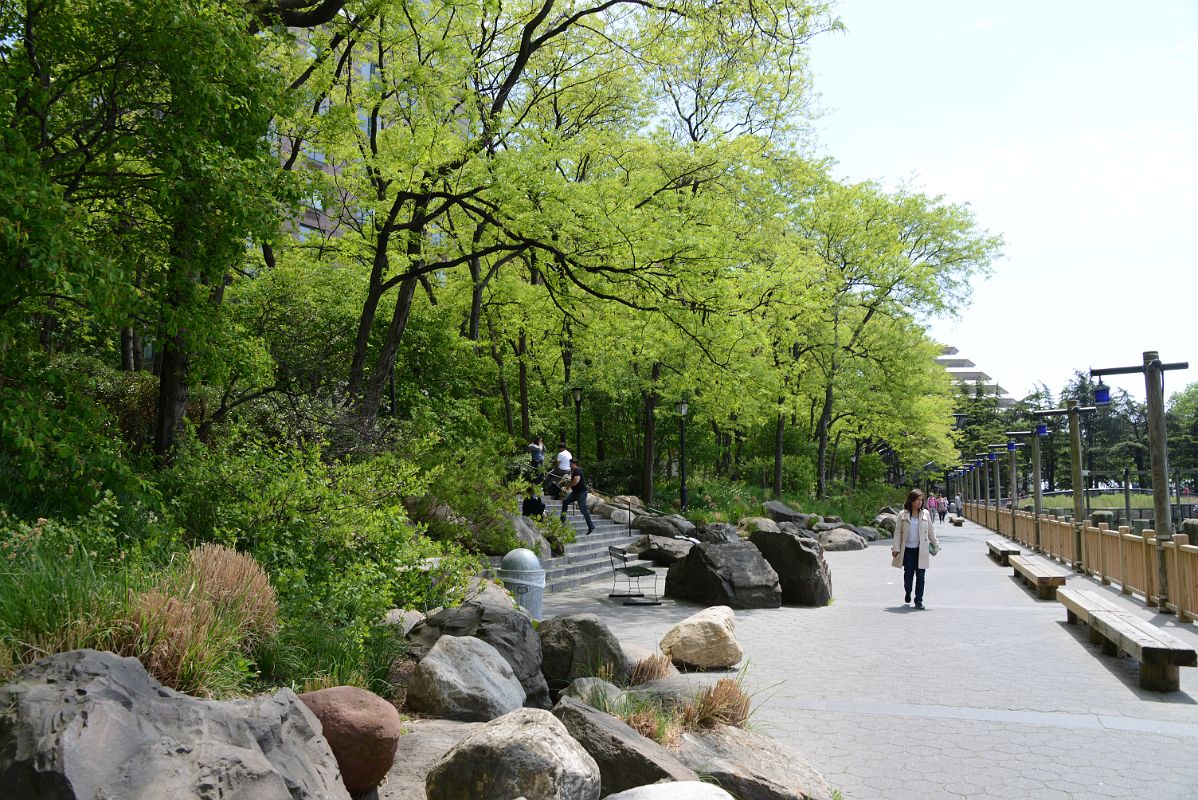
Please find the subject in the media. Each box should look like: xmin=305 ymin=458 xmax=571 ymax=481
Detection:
xmin=608 ymin=546 xmax=661 ymax=606
xmin=986 ymin=537 xmax=1021 ymax=565
xmin=1058 ymin=587 xmax=1196 ymax=692
xmin=1008 ymin=555 xmax=1070 ymax=600
xmin=950 ymin=516 xmax=964 ymax=527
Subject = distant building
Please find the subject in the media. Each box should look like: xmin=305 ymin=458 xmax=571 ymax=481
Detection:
xmin=936 ymin=347 xmax=1014 ymax=408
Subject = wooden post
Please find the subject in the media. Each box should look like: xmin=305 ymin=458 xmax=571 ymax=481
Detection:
xmin=1119 ymin=525 xmax=1131 ymax=595
xmin=1032 ymin=433 xmax=1043 ymax=552
xmin=1144 ymin=352 xmax=1174 ymax=613
xmin=1068 ymin=401 xmax=1085 ymax=571
xmin=1009 ymin=446 xmax=1019 ymax=542
xmin=992 ymin=455 xmax=1002 ymax=534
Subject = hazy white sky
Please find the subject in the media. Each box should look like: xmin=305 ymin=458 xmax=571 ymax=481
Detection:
xmin=806 ymin=0 xmax=1197 ymax=404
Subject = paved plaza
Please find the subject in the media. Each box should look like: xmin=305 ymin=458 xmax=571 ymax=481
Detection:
xmin=543 ymin=517 xmax=1198 ymax=799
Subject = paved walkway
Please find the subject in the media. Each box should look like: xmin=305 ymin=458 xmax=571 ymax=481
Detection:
xmin=542 ymin=518 xmax=1198 ymax=799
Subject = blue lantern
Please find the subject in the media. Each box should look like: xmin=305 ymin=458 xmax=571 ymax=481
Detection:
xmin=1035 ymin=423 xmax=1048 ymax=436
xmin=1007 ymin=441 xmax=1017 ymax=451
xmin=988 ymin=452 xmax=996 ymax=461
xmin=1094 ymin=380 xmax=1111 ymax=406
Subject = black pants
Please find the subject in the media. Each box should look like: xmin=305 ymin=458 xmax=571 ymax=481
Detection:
xmin=903 ymin=546 xmax=925 ymax=604
xmin=561 ymin=487 xmax=594 ymax=531
xmin=938 ymin=510 xmax=947 ymax=522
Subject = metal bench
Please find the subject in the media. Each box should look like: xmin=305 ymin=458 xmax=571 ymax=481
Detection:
xmin=1009 ymin=554 xmax=1070 ymax=600
xmin=1058 ymin=587 xmax=1197 ymax=692
xmin=608 ymin=546 xmax=661 ymax=606
xmin=986 ymin=537 xmax=1021 ymax=566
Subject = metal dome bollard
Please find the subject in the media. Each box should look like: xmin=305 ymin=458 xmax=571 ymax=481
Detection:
xmin=496 ymin=547 xmax=546 ymax=621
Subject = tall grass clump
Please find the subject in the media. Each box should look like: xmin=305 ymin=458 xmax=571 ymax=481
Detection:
xmin=627 ymin=653 xmax=673 ymax=686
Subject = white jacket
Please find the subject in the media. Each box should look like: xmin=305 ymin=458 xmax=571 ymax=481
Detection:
xmin=893 ymin=508 xmax=940 ymax=570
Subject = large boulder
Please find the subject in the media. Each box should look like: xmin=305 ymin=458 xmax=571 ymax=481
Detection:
xmin=406 ymin=635 xmax=526 ymax=721
xmin=299 ymin=686 xmax=401 ymax=795
xmin=589 ymin=499 xmax=615 ymax=518
xmin=540 ymin=614 xmax=627 ymax=691
xmin=609 ymin=508 xmax=634 ymax=525
xmin=604 ymin=783 xmax=737 ymax=800
xmin=0 ymin=650 xmax=349 ymax=800
xmin=611 ymin=495 xmax=646 ymax=513
xmin=463 ymin=575 xmax=519 ymax=609
xmin=664 ymin=542 xmax=781 ymax=609
xmin=855 ymin=525 xmax=881 ymax=542
xmin=692 ymin=522 xmax=741 ymax=544
xmin=631 ymin=514 xmax=694 ymax=539
xmin=761 ymin=500 xmax=806 ymax=524
xmin=748 ymin=530 xmax=833 ymax=607
xmin=627 ymin=535 xmax=693 ymax=566
xmin=506 ymin=512 xmax=553 ymax=560
xmin=552 ymin=696 xmax=699 ymax=796
xmin=376 ymin=717 xmax=482 ymax=800
xmin=381 ymin=608 xmax=426 ymax=635
xmin=425 ymin=708 xmax=600 ymax=800
xmin=406 ymin=598 xmax=550 ymax=708
xmin=872 ymin=514 xmax=898 ymax=536
xmin=561 ymin=677 xmax=628 ymax=712
xmin=778 ymin=521 xmax=817 ymax=540
xmin=659 ymin=606 xmax=743 ymax=669
xmin=812 ymin=521 xmax=853 ymax=533
xmin=818 ymin=528 xmax=867 ymax=551
xmin=737 ymin=516 xmax=780 ymax=534
xmin=878 ymin=506 xmax=898 ymax=516
xmin=675 ymin=726 xmax=833 ymax=800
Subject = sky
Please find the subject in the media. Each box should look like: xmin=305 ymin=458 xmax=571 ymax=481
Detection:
xmin=805 ymin=0 xmax=1197 ymax=404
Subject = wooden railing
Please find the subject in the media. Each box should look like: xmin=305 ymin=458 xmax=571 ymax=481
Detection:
xmin=955 ymin=501 xmax=1198 ymax=623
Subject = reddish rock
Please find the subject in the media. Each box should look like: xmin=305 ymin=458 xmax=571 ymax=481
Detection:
xmin=300 ymin=686 xmax=402 ymax=794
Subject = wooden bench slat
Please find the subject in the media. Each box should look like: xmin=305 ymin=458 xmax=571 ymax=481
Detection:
xmin=1009 ymin=555 xmax=1070 ymax=599
xmin=1088 ymin=611 xmax=1198 ymax=665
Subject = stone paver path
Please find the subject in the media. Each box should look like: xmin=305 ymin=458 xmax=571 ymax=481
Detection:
xmin=543 ymin=517 xmax=1198 ymax=799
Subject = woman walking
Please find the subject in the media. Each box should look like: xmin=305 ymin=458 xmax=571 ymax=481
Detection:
xmin=936 ymin=493 xmax=948 ymax=522
xmin=891 ymin=489 xmax=940 ymax=609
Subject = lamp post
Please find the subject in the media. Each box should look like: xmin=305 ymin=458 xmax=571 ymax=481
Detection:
xmin=571 ymin=387 xmax=583 ymax=456
xmin=1091 ymin=351 xmax=1189 ymax=612
xmin=1008 ymin=427 xmax=1048 ymax=550
xmin=1035 ymin=401 xmax=1097 ymax=570
xmin=976 ymin=452 xmax=992 ymax=525
xmin=1003 ymin=439 xmax=1027 ymax=541
xmin=987 ymin=445 xmax=1005 ymax=533
xmin=676 ymin=400 xmax=689 ymax=511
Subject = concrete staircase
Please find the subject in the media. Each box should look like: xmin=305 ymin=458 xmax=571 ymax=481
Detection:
xmin=500 ymin=496 xmax=658 ymax=593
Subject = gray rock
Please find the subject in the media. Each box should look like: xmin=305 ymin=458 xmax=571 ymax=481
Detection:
xmin=562 ymin=677 xmax=628 ymax=712
xmin=803 ymin=514 xmax=822 ymax=529
xmin=463 ymin=575 xmax=519 ymax=609
xmin=749 ymin=530 xmax=833 ymax=606
xmin=873 ymin=513 xmax=898 ymax=535
xmin=0 ymin=650 xmax=349 ymax=800
xmin=376 ymin=718 xmax=483 ymax=800
xmin=737 ymin=516 xmax=781 ymax=534
xmin=665 ymin=515 xmax=696 ymax=535
xmin=506 ymin=513 xmax=553 ymax=561
xmin=603 ymin=783 xmax=736 ymax=800
xmin=590 ymin=500 xmax=614 ymax=518
xmin=855 ymin=525 xmax=881 ymax=541
xmin=664 ymin=542 xmax=781 ymax=609
xmin=631 ymin=515 xmax=686 ymax=539
xmin=692 ymin=522 xmax=741 ymax=544
xmin=761 ymin=500 xmax=805 ymax=524
xmin=611 ymin=495 xmax=646 ymax=512
xmin=659 ymin=606 xmax=743 ymax=670
xmin=540 ymin=614 xmax=627 ymax=691
xmin=425 ymin=708 xmax=600 ymax=800
xmin=382 ymin=608 xmax=427 ymax=635
xmin=811 ymin=521 xmax=842 ymax=533
xmin=407 ymin=636 xmax=526 ymax=721
xmin=627 ymin=535 xmax=693 ymax=566
xmin=609 ymin=508 xmax=634 ymax=525
xmin=552 ymin=697 xmax=699 ymax=796
xmin=778 ymin=521 xmax=818 ymax=540
xmin=675 ymin=726 xmax=833 ymax=800
xmin=821 ymin=515 xmax=842 ymax=524
xmin=626 ymin=674 xmax=725 ymax=708
xmin=878 ymin=506 xmax=898 ymax=516
xmin=406 ymin=598 xmax=550 ymax=708
xmin=818 ymin=528 xmax=867 ymax=551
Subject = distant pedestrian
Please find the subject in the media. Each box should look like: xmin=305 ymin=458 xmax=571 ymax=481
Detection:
xmin=526 ymin=435 xmax=545 ymax=477
xmin=891 ymin=488 xmax=940 ymax=609
xmin=521 ymin=487 xmax=545 ymax=520
xmin=560 ymin=457 xmax=595 ymax=535
xmin=936 ymin=494 xmax=947 ymax=523
xmin=954 ymin=493 xmax=963 ymax=513
xmin=542 ymin=442 xmax=572 ymax=499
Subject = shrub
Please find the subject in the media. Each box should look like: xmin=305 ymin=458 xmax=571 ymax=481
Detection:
xmin=682 ymin=678 xmax=752 ymax=730
xmin=627 ymin=653 xmax=673 ymax=686
xmin=179 ymin=543 xmax=278 ymax=645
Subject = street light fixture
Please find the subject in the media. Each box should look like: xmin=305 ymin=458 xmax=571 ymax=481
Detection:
xmin=571 ymin=387 xmax=583 ymax=455
xmin=676 ymin=400 xmax=689 ymax=511
xmin=1091 ymin=351 xmax=1189 ymax=613
xmin=1007 ymin=430 xmax=1042 ymax=550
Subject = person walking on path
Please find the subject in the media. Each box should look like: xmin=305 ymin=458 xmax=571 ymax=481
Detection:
xmin=542 ymin=442 xmax=572 ymax=498
xmin=526 ymin=435 xmax=546 ymax=479
xmin=560 ymin=457 xmax=595 ymax=535
xmin=936 ymin=493 xmax=948 ymax=522
xmin=891 ymin=488 xmax=939 ymax=609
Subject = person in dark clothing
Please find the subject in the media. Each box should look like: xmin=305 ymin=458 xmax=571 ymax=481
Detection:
xmin=521 ymin=488 xmax=545 ymax=520
xmin=560 ymin=458 xmax=595 ymax=534
xmin=526 ymin=435 xmax=545 ymax=479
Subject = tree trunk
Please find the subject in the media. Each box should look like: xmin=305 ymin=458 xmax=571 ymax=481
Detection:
xmin=356 ymin=276 xmax=418 ymax=428
xmin=851 ymin=439 xmax=863 ymax=489
xmin=815 ymin=382 xmax=834 ymax=498
xmin=154 ymin=332 xmax=189 ymax=459
xmin=120 ymin=328 xmax=135 ymax=371
xmin=772 ymin=407 xmax=785 ymax=498
xmin=517 ymin=331 xmax=530 ymax=440
xmin=639 ymin=362 xmax=660 ymax=502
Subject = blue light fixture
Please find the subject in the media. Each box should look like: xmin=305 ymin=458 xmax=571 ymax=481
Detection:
xmin=988 ymin=452 xmax=996 ymax=461
xmin=1035 ymin=423 xmax=1048 ymax=436
xmin=1094 ymin=379 xmax=1111 ymax=406
xmin=1007 ymin=441 xmax=1017 ymax=451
